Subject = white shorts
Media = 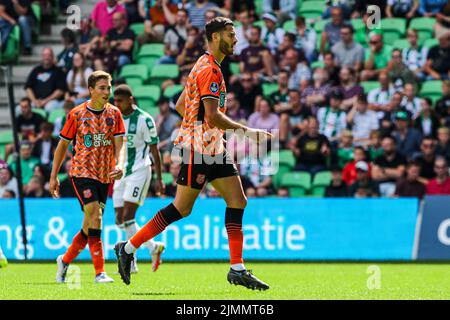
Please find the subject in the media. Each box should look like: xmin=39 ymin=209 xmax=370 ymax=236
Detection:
xmin=113 ymin=166 xmax=152 ymax=208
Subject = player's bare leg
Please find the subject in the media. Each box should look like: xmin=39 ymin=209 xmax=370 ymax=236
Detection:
xmin=115 ymin=184 xmax=200 ymax=284
xmin=211 ymin=176 xmax=270 ymax=291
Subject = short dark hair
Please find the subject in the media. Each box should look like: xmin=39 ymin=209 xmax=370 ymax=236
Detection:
xmin=114 ymin=84 xmax=133 ymax=97
xmin=205 ymin=17 xmax=234 ymax=41
xmin=357 ymin=93 xmax=368 ymax=104
xmin=60 ymin=28 xmax=76 ymax=44
xmin=88 ymin=71 xmax=112 ymax=89
xmin=20 ymin=97 xmax=31 ymax=105
xmin=40 ymin=121 xmax=54 ymax=132
xmin=341 ymin=24 xmax=354 ymax=34
xmin=285 ymin=32 xmax=296 ymax=43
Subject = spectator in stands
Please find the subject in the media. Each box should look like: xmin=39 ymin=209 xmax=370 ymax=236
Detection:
xmin=372 ymin=136 xmax=407 ymax=197
xmin=65 ymin=52 xmax=93 ymax=106
xmin=426 ymin=156 xmax=450 ymax=194
xmin=77 ymin=16 xmax=101 ymax=60
xmin=25 ymin=47 xmax=67 ymax=112
xmin=8 ymin=141 xmax=39 ymax=185
xmin=24 ymin=175 xmax=50 ymax=198
xmin=361 ymin=32 xmax=393 ymax=81
xmin=392 ymin=110 xmax=422 ymax=160
xmin=434 ymin=1 xmax=450 ymax=39
xmin=349 ymin=160 xmax=380 ymax=198
xmin=177 ymin=26 xmax=205 ymax=74
xmin=387 ymin=49 xmax=418 ymax=91
xmin=230 ymin=72 xmax=263 ymax=117
xmin=337 ymin=67 xmax=364 ymax=111
xmin=400 ymin=83 xmax=422 ymax=119
xmin=414 ymin=136 xmax=437 ymax=184
xmin=185 ymin=0 xmax=218 ymax=29
xmin=56 ymin=28 xmax=78 ymax=74
xmin=293 ymin=117 xmax=330 ymax=175
xmin=322 ymin=51 xmax=341 ymax=87
xmin=403 ymin=29 xmax=428 ymax=80
xmin=225 ymin=92 xmax=246 ymax=123
xmin=234 ymin=9 xmax=252 ymax=56
xmin=239 ymin=25 xmax=274 ymax=81
xmin=53 ymin=100 xmax=74 ymax=137
xmin=317 ymin=89 xmax=347 ymax=143
xmin=300 ymin=68 xmax=330 ymax=113
xmin=90 ymin=0 xmax=127 ymax=36
xmin=105 ymin=11 xmax=135 ymax=70
xmin=436 ymin=126 xmax=450 ymax=161
xmin=280 ymin=47 xmax=310 ymax=91
xmin=378 ymin=91 xmax=407 ymax=136
xmin=418 ymin=0 xmax=448 ymax=17
xmin=121 ymin=0 xmax=141 ymax=24
xmin=163 ymin=162 xmax=180 ymax=197
xmin=158 ymin=8 xmax=188 ymax=64
xmin=0 ymin=164 xmax=18 ymax=198
xmin=0 ymin=0 xmax=33 ymax=55
xmin=435 ymin=80 xmax=450 ymax=120
xmin=395 ymin=161 xmax=426 ymax=199
xmin=424 ymin=32 xmax=450 ymax=80
xmin=347 ymin=94 xmax=379 ymax=146
xmin=293 ymin=16 xmax=316 ymax=63
xmin=331 ymin=25 xmax=365 ymax=72
xmin=325 ymin=165 xmax=350 ymax=197
xmin=270 ymin=69 xmax=290 ymax=114
xmin=2 ymin=189 xmax=15 ymax=198
xmin=277 ymin=32 xmax=303 ymax=66
xmin=248 ymin=98 xmax=279 ymax=133
xmin=335 ymin=130 xmax=355 ymax=169
xmin=31 ymin=122 xmax=57 ymax=169
xmin=16 ymin=97 xmax=45 ymax=142
xmin=342 ymin=146 xmax=371 ymax=186
xmin=279 ymin=89 xmax=311 ymax=148
xmin=156 ymin=97 xmax=180 ymax=154
xmin=367 ymin=70 xmax=395 ymax=112
xmin=386 ymin=0 xmax=419 ymax=18
xmin=137 ymin=0 xmax=178 ymax=45
xmin=239 ymin=141 xmax=274 ymax=197
xmin=260 ymin=12 xmax=285 ymax=55
xmin=262 ymin=0 xmax=297 ymax=23
xmin=320 ymin=6 xmax=349 ymax=56
xmin=368 ymin=130 xmax=384 ymax=161
xmin=413 ymin=98 xmax=440 ymax=138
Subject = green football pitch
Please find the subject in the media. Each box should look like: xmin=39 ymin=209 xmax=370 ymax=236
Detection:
xmin=1 ymin=262 xmax=450 ymax=300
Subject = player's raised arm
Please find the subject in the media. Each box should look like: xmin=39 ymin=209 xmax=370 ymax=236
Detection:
xmin=175 ymin=89 xmax=186 ymax=117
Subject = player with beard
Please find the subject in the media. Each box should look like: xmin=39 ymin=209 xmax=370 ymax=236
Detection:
xmin=115 ymin=17 xmax=272 ymax=290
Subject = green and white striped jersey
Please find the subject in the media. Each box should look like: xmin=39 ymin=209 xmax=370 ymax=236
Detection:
xmin=123 ymin=105 xmax=159 ymax=177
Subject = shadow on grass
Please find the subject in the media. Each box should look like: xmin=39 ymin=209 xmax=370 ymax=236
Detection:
xmin=131 ymin=292 xmax=176 ymax=296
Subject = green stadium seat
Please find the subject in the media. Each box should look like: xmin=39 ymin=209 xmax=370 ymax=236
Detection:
xmin=48 ymin=109 xmax=66 ymax=124
xmin=310 ymin=60 xmax=324 ymax=70
xmin=262 ymin=83 xmax=279 ymax=98
xmin=312 ymin=171 xmax=332 ymax=187
xmin=119 ymin=64 xmax=149 ymax=86
xmin=311 ymin=186 xmax=326 ymax=197
xmin=149 ymin=64 xmax=179 ymax=86
xmin=0 ymin=131 xmax=13 ymax=144
xmin=138 ymin=43 xmax=165 ymax=58
xmin=283 ymin=20 xmax=296 ymax=32
xmin=409 ymin=18 xmax=436 ymax=45
xmin=230 ymin=62 xmax=240 ymax=75
xmin=0 ymin=143 xmax=5 ymax=160
xmin=134 ymin=85 xmax=161 ymax=107
xmin=313 ymin=19 xmax=330 ymax=34
xmin=420 ymin=80 xmax=442 ymax=105
xmin=253 ymin=20 xmax=265 ymax=29
xmin=380 ymin=18 xmax=406 ymax=45
xmin=254 ymin=0 xmax=263 ymax=16
xmin=32 ymin=108 xmax=47 ymax=120
xmin=280 ymin=171 xmax=312 ymax=197
xmin=360 ymin=81 xmax=379 ymax=94
xmin=278 ymin=150 xmax=296 ymax=168
xmin=161 ymin=172 xmax=173 ymax=185
xmin=164 ymin=84 xmax=183 ymax=98
xmin=129 ymin=23 xmax=145 ymax=36
xmin=270 ymin=150 xmax=296 ymax=190
xmin=136 ymin=56 xmax=159 ymax=77
xmin=351 ymin=19 xmax=365 ymax=32
xmin=0 ymin=25 xmax=20 ymax=64
xmin=392 ymin=38 xmax=410 ymax=50
xmin=298 ymin=1 xmax=326 ymax=19
xmin=423 ymin=38 xmax=438 ymax=49
xmin=141 ymin=106 xmax=159 ymax=118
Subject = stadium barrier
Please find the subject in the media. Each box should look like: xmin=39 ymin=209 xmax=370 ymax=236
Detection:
xmin=416 ymin=196 xmax=450 ymax=260
xmin=0 ymin=198 xmax=422 ymax=261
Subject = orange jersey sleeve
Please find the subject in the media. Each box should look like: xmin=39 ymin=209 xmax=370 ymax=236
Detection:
xmin=114 ymin=109 xmax=125 ymax=136
xmin=197 ymin=67 xmax=222 ymax=100
xmin=59 ymin=110 xmax=77 ymax=141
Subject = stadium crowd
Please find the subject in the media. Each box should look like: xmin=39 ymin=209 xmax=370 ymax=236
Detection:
xmin=1 ymin=0 xmax=450 ymax=200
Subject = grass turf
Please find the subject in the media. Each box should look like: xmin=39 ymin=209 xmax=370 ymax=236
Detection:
xmin=1 ymin=262 xmax=449 ymax=299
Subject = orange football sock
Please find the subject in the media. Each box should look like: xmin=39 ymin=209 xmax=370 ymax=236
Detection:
xmin=62 ymin=230 xmax=88 ymax=264
xmin=225 ymin=208 xmax=244 ymax=265
xmin=88 ymin=229 xmax=104 ymax=275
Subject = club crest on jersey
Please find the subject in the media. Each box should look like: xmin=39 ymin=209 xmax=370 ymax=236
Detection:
xmin=106 ymin=118 xmax=114 ymax=126
xmin=83 ymin=189 xmax=92 ymax=199
xmin=84 ymin=134 xmax=93 ymax=148
xmin=196 ymin=174 xmax=206 ymax=185
xmin=210 ymin=82 xmax=219 ymax=94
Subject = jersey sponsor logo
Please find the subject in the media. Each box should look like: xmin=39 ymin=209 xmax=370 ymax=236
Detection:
xmin=84 ymin=133 xmax=112 ymax=148
xmin=219 ymin=92 xmax=226 ymax=108
xmin=84 ymin=134 xmax=93 ymax=148
xmin=209 ymin=82 xmax=219 ymax=94
xmin=83 ymin=188 xmax=92 ymax=199
xmin=196 ymin=174 xmax=206 ymax=185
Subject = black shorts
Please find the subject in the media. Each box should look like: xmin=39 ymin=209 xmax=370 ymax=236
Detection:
xmin=176 ymin=147 xmax=239 ymax=190
xmin=70 ymin=177 xmax=109 ymax=210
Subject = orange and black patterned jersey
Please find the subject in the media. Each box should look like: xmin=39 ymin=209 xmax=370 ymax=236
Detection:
xmin=60 ymin=101 xmax=125 ymax=184
xmin=174 ymin=52 xmax=227 ymax=155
